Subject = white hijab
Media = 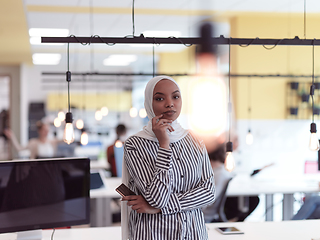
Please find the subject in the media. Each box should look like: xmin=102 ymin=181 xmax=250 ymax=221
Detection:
xmin=134 ymin=75 xmax=189 ymax=142
xmin=121 ymin=76 xmax=188 ymax=240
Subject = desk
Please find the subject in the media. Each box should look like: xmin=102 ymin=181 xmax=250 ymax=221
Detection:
xmin=91 ymin=175 xmax=320 ymax=225
xmin=90 ymin=177 xmax=121 ymax=227
xmin=38 ymin=220 xmax=320 ymax=240
xmin=206 ymin=220 xmax=320 ymax=240
xmin=227 ymin=174 xmax=320 ymax=221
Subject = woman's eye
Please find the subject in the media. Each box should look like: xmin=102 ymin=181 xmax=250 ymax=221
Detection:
xmin=173 ymin=95 xmax=180 ymax=99
xmin=155 ymin=97 xmax=163 ymax=101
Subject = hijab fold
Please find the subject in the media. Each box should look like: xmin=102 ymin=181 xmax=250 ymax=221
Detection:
xmin=121 ymin=76 xmax=188 ymax=240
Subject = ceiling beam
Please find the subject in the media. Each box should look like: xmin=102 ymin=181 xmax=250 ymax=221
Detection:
xmin=42 ymin=35 xmax=320 ymax=46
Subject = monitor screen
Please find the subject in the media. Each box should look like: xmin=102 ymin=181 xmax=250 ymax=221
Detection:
xmin=0 ymin=157 xmax=90 ymax=234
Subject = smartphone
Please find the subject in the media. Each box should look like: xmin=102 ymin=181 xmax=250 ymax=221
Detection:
xmin=115 ymin=183 xmax=136 ymax=197
xmin=215 ymin=227 xmax=244 ymax=235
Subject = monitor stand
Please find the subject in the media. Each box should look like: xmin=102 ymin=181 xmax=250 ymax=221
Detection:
xmin=16 ymin=230 xmax=42 ymax=240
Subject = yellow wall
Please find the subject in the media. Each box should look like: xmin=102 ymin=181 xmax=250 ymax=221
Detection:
xmin=156 ymin=13 xmax=320 ymax=120
xmin=47 ymin=92 xmax=132 ymax=111
xmin=230 ymin=13 xmax=320 ymax=119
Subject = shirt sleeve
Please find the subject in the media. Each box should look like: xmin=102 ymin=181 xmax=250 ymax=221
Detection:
xmin=124 ymin=138 xmax=174 ymax=209
xmin=161 ymin=144 xmax=215 ymax=215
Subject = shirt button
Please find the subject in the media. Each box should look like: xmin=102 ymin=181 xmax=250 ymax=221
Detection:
xmin=181 ymin=175 xmax=184 ymax=178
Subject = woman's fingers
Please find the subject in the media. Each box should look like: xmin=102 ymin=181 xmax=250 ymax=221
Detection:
xmin=156 ymin=119 xmax=173 ymax=127
xmin=152 ymin=115 xmax=173 ymax=127
xmin=152 ymin=115 xmax=163 ymax=125
xmin=168 ymin=126 xmax=175 ymax=132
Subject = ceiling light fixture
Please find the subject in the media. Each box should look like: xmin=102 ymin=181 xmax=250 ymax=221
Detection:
xmin=139 ymin=108 xmax=147 ymax=118
xmin=309 ymin=39 xmax=319 ymax=151
xmin=29 ymin=28 xmax=69 ymax=37
xmin=80 ymin=129 xmax=89 ymax=146
xmin=101 ymin=106 xmax=109 ymax=116
xmin=32 ymin=53 xmax=61 ymax=65
xmin=188 ymin=22 xmax=226 ymax=147
xmin=29 ymin=28 xmax=69 ymax=46
xmin=103 ymin=55 xmax=137 ymax=66
xmin=54 ymin=117 xmax=61 ymax=128
xmin=225 ymin=39 xmax=235 ymax=172
xmin=63 ymin=43 xmax=75 ymax=145
xmin=129 ymin=107 xmax=138 ymax=118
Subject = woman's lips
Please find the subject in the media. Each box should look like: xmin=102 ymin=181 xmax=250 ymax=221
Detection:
xmin=163 ymin=110 xmax=176 ymax=116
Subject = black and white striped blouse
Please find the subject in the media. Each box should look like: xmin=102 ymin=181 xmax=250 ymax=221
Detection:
xmin=124 ymin=133 xmax=215 ymax=240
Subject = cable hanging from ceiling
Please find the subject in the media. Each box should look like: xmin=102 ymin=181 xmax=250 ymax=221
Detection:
xmin=309 ymin=39 xmax=319 ymax=151
xmin=225 ymin=39 xmax=235 ymax=172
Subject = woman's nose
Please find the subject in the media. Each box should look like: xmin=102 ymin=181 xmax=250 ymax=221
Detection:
xmin=166 ymin=101 xmax=174 ymax=108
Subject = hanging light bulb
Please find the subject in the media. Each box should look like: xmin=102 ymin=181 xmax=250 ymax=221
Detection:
xmin=101 ymin=106 xmax=109 ymax=116
xmin=225 ymin=142 xmax=235 ymax=172
xmin=309 ymin=123 xmax=319 ymax=151
xmin=309 ymin=43 xmax=319 ymax=151
xmin=139 ymin=108 xmax=147 ymax=118
xmin=63 ymin=112 xmax=75 ymax=144
xmin=188 ymin=22 xmax=227 ymax=146
xmin=129 ymin=107 xmax=138 ymax=118
xmin=115 ymin=139 xmax=123 ymax=148
xmin=246 ymin=129 xmax=253 ymax=145
xmin=80 ymin=130 xmax=89 ymax=146
xmin=54 ymin=117 xmax=61 ymax=128
xmin=58 ymin=111 xmax=65 ymax=121
xmin=76 ymin=119 xmax=84 ymax=129
xmin=63 ymin=46 xmax=74 ymax=145
xmin=95 ymin=110 xmax=102 ymax=121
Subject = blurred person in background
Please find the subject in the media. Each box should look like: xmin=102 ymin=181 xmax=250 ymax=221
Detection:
xmin=106 ymin=124 xmax=127 ymax=177
xmin=203 ymin=143 xmax=260 ymax=222
xmin=4 ymin=121 xmax=60 ymax=159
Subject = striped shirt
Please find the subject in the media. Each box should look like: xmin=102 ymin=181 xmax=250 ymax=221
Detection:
xmin=124 ymin=133 xmax=215 ymax=240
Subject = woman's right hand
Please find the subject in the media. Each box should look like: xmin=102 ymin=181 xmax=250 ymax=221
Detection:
xmin=152 ymin=115 xmax=174 ymax=149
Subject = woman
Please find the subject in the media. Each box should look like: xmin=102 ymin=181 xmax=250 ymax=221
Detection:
xmin=4 ymin=121 xmax=59 ymax=159
xmin=121 ymin=76 xmax=215 ymax=240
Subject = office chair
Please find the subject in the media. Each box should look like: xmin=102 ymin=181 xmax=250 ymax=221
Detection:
xmin=211 ymin=177 xmax=233 ymax=222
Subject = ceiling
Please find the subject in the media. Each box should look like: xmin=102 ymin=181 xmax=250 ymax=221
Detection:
xmin=2 ymin=0 xmax=320 ymax=74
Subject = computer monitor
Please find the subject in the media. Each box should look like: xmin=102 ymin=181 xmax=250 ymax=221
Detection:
xmin=0 ymin=157 xmax=90 ymax=236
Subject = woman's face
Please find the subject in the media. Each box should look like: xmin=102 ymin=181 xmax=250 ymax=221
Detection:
xmin=38 ymin=124 xmax=49 ymax=138
xmin=152 ymin=79 xmax=182 ymax=121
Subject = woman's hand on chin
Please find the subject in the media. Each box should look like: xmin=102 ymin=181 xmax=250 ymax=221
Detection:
xmin=152 ymin=115 xmax=174 ymax=149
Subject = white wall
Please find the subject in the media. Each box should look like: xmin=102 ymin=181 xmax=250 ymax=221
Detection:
xmin=234 ymin=119 xmax=318 ymax=177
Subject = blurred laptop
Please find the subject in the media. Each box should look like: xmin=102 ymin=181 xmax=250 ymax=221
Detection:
xmin=90 ymin=169 xmax=107 ymax=190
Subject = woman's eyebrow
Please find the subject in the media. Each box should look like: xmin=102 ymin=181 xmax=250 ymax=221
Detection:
xmin=154 ymin=90 xmax=180 ymax=96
